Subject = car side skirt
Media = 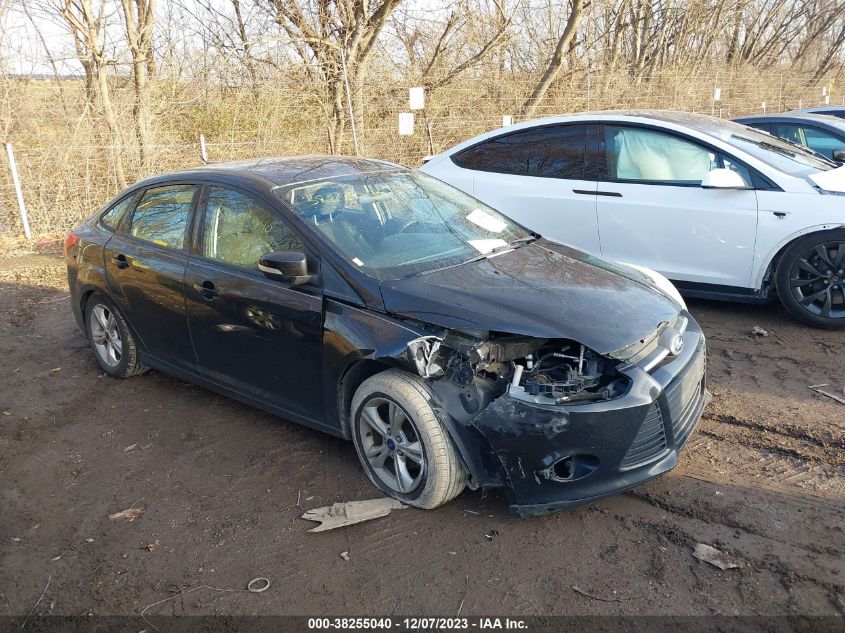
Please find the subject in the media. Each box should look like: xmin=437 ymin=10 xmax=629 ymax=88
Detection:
xmin=672 ymin=280 xmax=771 ymax=304
xmin=139 ymin=352 xmax=346 ymax=439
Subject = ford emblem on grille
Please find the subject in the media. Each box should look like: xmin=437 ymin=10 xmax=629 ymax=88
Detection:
xmin=669 ymin=334 xmax=685 ymax=356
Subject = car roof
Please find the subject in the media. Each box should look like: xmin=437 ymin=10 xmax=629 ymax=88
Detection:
xmin=434 ymin=109 xmax=753 ymax=157
xmin=132 ymin=155 xmax=405 ymax=191
xmin=792 ymin=106 xmax=845 ymax=113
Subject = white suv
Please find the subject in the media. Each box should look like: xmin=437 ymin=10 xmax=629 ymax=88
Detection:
xmin=421 ymin=110 xmax=845 ymax=328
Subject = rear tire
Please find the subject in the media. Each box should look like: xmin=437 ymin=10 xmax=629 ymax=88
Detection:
xmin=775 ymin=229 xmax=845 ymax=329
xmin=84 ymin=293 xmax=148 ymax=378
xmin=351 ymin=369 xmax=466 ymax=509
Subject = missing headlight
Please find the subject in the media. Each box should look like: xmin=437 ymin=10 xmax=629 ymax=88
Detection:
xmin=510 ymin=341 xmax=628 ymax=405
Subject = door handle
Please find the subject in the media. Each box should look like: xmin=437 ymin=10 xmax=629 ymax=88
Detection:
xmin=193 ymin=281 xmax=220 ymax=300
xmin=572 ymin=189 xmax=623 ymax=197
xmin=112 ymin=254 xmax=130 ymax=269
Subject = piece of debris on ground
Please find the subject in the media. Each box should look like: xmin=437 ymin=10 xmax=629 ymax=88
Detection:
xmin=751 ymin=326 xmax=769 ymax=337
xmin=301 ymin=498 xmax=405 ymax=532
xmin=107 ymin=507 xmax=145 ymax=524
xmin=693 ymin=543 xmax=740 ymax=570
xmin=808 ymin=384 xmax=845 ymax=406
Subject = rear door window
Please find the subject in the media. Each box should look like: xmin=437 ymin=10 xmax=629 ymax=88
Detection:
xmin=452 ymin=125 xmax=594 ymax=179
xmin=129 ymin=185 xmax=197 ymax=250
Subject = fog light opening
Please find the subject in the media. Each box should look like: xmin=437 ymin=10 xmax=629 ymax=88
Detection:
xmin=547 ymin=454 xmax=600 ymax=482
xmin=554 ymin=457 xmax=574 ymax=480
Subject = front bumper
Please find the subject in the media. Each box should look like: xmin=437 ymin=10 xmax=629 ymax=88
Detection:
xmin=471 ymin=315 xmax=709 ymax=517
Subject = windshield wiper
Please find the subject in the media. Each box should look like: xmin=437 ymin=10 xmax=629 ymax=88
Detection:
xmin=733 ymin=134 xmax=837 ymax=167
xmin=417 ymin=235 xmax=539 ymax=276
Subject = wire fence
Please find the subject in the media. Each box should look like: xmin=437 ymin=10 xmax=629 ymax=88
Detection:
xmin=2 ymin=68 xmax=841 ymax=237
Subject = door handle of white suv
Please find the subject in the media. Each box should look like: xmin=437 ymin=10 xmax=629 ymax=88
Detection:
xmin=573 ymin=189 xmax=623 ymax=197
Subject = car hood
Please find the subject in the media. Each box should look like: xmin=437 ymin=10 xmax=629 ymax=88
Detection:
xmin=379 ymin=239 xmax=680 ymax=356
xmin=809 ymin=164 xmax=845 ymax=193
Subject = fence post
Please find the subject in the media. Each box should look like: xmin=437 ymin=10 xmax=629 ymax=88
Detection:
xmin=5 ymin=143 xmax=31 ymax=239
xmin=199 ymin=134 xmax=208 ymax=163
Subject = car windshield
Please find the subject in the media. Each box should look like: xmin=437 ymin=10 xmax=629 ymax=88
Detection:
xmin=275 ymin=171 xmax=532 ymax=280
xmin=716 ymin=124 xmax=834 ymax=175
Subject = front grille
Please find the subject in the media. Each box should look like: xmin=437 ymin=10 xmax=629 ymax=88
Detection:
xmin=620 ymin=402 xmax=668 ymax=469
xmin=664 ymin=347 xmax=706 ymax=447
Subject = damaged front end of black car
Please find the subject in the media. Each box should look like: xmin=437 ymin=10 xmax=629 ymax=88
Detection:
xmin=397 ymin=312 xmax=708 ymax=517
xmin=323 ymin=243 xmax=711 ymax=516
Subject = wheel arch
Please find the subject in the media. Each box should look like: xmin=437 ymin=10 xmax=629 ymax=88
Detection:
xmin=337 ymin=360 xmax=487 ymax=490
xmin=336 ymin=359 xmax=394 ymax=439
xmin=755 ymin=223 xmax=845 ymax=290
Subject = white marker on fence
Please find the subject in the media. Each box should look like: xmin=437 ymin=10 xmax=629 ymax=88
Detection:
xmin=409 ymin=87 xmax=425 ymax=110
xmin=5 ymin=143 xmax=31 ymax=239
xmin=199 ymin=134 xmax=208 ymax=163
xmin=398 ymin=113 xmax=414 ymax=136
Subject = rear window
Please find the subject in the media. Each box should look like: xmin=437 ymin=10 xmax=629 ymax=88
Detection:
xmin=452 ymin=125 xmax=593 ymax=179
xmin=129 ymin=185 xmax=197 ymax=250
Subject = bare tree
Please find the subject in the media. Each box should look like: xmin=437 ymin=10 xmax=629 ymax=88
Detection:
xmin=55 ymin=0 xmax=127 ymax=187
xmin=264 ymin=0 xmax=403 ymax=153
xmin=119 ymin=0 xmax=155 ymax=171
xmin=519 ymin=0 xmax=583 ymax=118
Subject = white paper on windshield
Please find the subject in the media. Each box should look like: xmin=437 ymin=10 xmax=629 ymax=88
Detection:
xmin=468 ymin=238 xmax=508 ymax=254
xmin=352 ymin=257 xmax=364 ymax=266
xmin=466 ymin=209 xmax=506 ymax=234
xmin=809 ymin=164 xmax=845 ymax=193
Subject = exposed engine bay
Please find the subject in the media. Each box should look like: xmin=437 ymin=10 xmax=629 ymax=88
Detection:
xmin=407 ymin=331 xmax=630 ymax=408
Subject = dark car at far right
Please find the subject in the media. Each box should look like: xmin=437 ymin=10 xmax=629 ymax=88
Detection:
xmin=734 ymin=112 xmax=845 ymax=162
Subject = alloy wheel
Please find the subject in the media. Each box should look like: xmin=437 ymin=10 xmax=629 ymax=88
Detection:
xmin=789 ymin=241 xmax=845 ymax=319
xmin=357 ymin=397 xmax=426 ymax=494
xmin=90 ymin=304 xmax=123 ymax=367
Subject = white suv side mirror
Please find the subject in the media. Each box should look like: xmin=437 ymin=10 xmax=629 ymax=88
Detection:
xmin=701 ymin=168 xmax=749 ymax=189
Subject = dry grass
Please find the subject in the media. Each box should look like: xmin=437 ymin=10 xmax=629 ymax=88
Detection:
xmin=0 ymin=66 xmax=838 ymax=238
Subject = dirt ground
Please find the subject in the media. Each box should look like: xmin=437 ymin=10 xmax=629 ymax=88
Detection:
xmin=1 ymin=246 xmax=843 ymax=620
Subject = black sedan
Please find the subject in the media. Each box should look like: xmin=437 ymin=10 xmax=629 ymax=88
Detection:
xmin=734 ymin=113 xmax=845 ymax=161
xmin=65 ymin=157 xmax=709 ymax=516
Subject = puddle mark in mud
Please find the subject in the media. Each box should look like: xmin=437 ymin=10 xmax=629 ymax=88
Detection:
xmin=628 ymin=512 xmax=845 ymax=615
xmin=705 ymin=412 xmax=845 ymax=451
xmin=626 ymin=489 xmax=843 ymax=559
xmin=628 ymin=489 xmax=755 ymax=537
xmin=697 ymin=428 xmax=844 ymax=467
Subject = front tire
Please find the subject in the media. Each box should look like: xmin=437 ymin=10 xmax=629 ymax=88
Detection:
xmin=351 ymin=370 xmax=466 ymax=509
xmin=775 ymin=229 xmax=845 ymax=329
xmin=84 ymin=293 xmax=148 ymax=378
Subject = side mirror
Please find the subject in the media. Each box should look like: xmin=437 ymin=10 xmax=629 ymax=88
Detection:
xmin=832 ymin=149 xmax=845 ymax=163
xmin=701 ymin=168 xmax=749 ymax=189
xmin=258 ymin=251 xmax=311 ymax=285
